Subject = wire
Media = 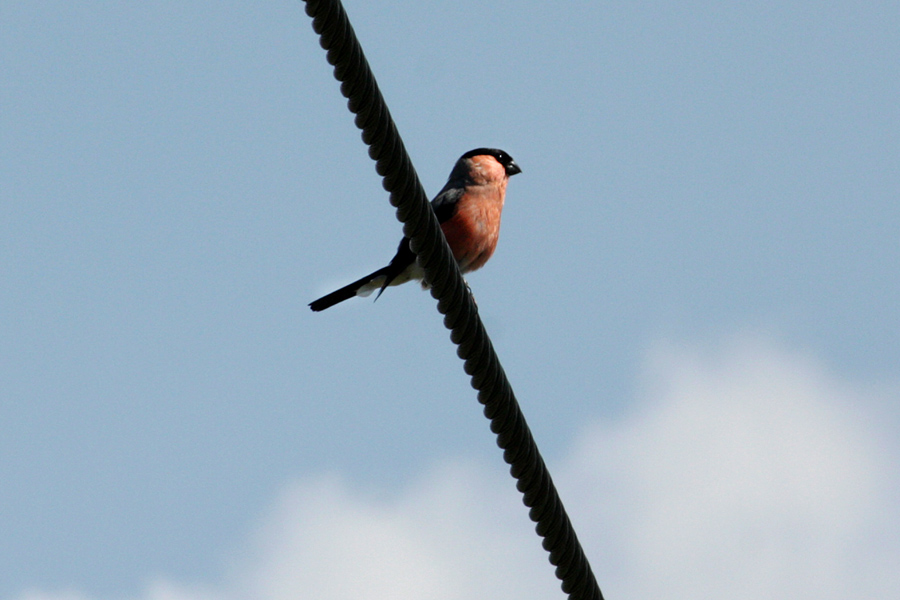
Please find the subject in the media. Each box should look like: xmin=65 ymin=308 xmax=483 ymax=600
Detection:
xmin=303 ymin=1 xmax=605 ymax=598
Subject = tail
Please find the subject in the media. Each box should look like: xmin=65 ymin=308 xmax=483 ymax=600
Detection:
xmin=309 ymin=267 xmax=391 ymax=312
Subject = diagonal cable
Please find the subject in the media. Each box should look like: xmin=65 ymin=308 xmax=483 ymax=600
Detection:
xmin=302 ymin=1 xmax=604 ymax=598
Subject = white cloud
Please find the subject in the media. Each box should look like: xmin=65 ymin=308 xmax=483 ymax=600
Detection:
xmin=14 ymin=336 xmax=900 ymax=600
xmin=13 ymin=592 xmax=91 ymax=600
xmin=562 ymin=335 xmax=900 ymax=598
xmin=230 ymin=464 xmax=559 ymax=600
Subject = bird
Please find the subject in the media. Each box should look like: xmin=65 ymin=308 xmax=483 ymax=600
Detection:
xmin=310 ymin=148 xmax=521 ymax=312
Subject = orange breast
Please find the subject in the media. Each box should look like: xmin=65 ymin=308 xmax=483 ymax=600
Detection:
xmin=440 ymin=183 xmax=506 ymax=273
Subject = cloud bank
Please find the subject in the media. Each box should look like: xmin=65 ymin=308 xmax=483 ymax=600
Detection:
xmin=16 ymin=336 xmax=900 ymax=600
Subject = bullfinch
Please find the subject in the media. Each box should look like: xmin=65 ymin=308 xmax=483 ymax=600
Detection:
xmin=310 ymin=148 xmax=520 ymax=311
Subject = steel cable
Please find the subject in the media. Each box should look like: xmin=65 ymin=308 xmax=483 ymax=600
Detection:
xmin=303 ymin=1 xmax=604 ymax=598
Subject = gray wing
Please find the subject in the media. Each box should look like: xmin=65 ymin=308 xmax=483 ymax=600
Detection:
xmin=430 ymin=185 xmax=465 ymax=224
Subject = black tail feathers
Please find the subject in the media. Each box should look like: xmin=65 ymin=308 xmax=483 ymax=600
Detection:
xmin=309 ymin=267 xmax=390 ymax=312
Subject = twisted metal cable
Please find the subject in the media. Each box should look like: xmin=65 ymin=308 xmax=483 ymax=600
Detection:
xmin=303 ymin=2 xmax=604 ymax=598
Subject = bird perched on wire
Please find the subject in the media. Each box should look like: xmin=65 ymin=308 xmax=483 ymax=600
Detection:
xmin=310 ymin=148 xmax=521 ymax=311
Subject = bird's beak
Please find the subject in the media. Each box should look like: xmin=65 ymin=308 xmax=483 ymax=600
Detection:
xmin=506 ymin=160 xmax=522 ymax=176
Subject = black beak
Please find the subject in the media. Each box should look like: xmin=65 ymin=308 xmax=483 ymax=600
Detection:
xmin=506 ymin=160 xmax=522 ymax=176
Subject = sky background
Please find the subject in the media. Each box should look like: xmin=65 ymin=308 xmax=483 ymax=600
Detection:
xmin=2 ymin=1 xmax=899 ymax=599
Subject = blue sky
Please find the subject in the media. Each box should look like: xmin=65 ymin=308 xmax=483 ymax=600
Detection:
xmin=2 ymin=2 xmax=899 ymax=599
